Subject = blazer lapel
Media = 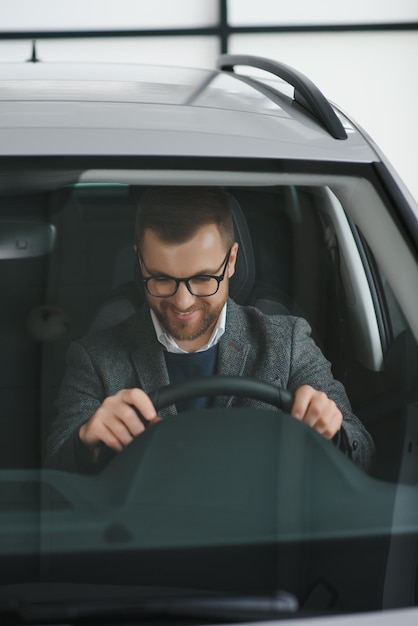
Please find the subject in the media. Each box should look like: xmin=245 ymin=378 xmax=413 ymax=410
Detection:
xmin=129 ymin=307 xmax=175 ymax=417
xmin=214 ymin=299 xmax=251 ymax=408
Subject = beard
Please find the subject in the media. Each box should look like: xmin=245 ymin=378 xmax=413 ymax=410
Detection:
xmin=151 ymin=299 xmax=224 ymax=343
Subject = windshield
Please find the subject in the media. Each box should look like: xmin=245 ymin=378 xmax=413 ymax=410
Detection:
xmin=1 ymin=174 xmax=418 ymax=623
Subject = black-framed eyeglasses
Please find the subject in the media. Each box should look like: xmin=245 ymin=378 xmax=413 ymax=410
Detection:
xmin=138 ymin=247 xmax=232 ymax=298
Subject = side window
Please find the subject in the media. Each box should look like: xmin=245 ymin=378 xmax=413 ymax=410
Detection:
xmin=353 ymin=232 xmax=418 ymax=484
xmin=0 ymin=193 xmax=52 ymax=469
xmin=40 ymin=185 xmax=138 ymax=457
xmin=234 ymin=185 xmax=418 ymax=486
xmin=0 ymin=185 xmax=139 ymax=469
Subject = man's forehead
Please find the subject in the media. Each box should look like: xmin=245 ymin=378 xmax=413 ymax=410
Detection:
xmin=142 ymin=224 xmax=224 ymax=250
xmin=141 ymin=226 xmax=228 ymax=275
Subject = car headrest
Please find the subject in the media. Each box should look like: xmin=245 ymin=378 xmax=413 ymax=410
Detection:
xmin=227 ymin=193 xmax=256 ymax=304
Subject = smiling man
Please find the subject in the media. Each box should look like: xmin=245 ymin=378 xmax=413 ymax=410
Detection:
xmin=46 ymin=186 xmax=375 ymax=473
xmin=139 ymin=227 xmax=234 ymax=352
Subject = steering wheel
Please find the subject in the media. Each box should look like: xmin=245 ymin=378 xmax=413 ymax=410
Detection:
xmin=99 ymin=376 xmax=294 ymax=471
xmin=148 ymin=375 xmax=294 ymax=414
xmin=102 ymin=374 xmax=362 ymax=555
xmin=104 ymin=376 xmax=295 ymax=495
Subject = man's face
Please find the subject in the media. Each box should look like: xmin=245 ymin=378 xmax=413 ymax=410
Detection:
xmin=139 ymin=225 xmax=238 ymax=352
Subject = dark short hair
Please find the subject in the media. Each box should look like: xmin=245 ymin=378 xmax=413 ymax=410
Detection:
xmin=135 ymin=186 xmax=235 ymax=249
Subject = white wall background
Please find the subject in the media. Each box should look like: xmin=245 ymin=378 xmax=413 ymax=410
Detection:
xmin=1 ymin=0 xmax=417 ymax=203
xmin=229 ymin=30 xmax=418 ymax=206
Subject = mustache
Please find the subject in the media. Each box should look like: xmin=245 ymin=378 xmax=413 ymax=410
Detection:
xmin=161 ymin=302 xmax=205 ymax=313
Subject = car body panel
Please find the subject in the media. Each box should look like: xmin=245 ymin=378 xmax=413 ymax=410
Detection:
xmin=0 ymin=54 xmax=418 ymax=623
xmin=0 ymin=63 xmax=377 ymax=161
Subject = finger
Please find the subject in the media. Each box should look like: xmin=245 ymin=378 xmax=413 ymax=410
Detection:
xmin=80 ymin=388 xmax=159 ymax=454
xmin=101 ymin=393 xmax=145 ymax=438
xmin=299 ymin=393 xmax=342 ymax=439
xmin=291 ymin=385 xmax=315 ymax=420
xmin=299 ymin=390 xmax=329 ymax=429
xmin=311 ymin=402 xmax=342 ymax=439
xmin=80 ymin=412 xmax=132 ymax=453
xmin=107 ymin=412 xmax=145 ymax=446
xmin=291 ymin=386 xmax=342 ymax=439
xmin=120 ymin=388 xmax=159 ymax=423
xmin=99 ymin=423 xmax=126 ymax=452
xmin=80 ymin=395 xmax=146 ymax=451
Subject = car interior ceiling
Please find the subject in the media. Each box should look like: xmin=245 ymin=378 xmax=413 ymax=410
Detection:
xmin=0 ymin=181 xmax=416 ymax=484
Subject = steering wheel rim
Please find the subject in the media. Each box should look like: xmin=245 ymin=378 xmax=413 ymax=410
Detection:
xmin=149 ymin=375 xmax=294 ymax=413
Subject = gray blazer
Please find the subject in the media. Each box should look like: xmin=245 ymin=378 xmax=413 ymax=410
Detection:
xmin=47 ymin=299 xmax=375 ymax=472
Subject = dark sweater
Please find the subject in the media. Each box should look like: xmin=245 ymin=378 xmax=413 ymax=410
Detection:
xmin=164 ymin=344 xmax=219 ymax=411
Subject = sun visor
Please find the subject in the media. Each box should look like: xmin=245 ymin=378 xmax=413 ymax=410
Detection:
xmin=0 ymin=220 xmax=56 ymax=259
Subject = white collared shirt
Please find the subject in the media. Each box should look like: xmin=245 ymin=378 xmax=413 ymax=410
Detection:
xmin=150 ymin=303 xmax=227 ymax=354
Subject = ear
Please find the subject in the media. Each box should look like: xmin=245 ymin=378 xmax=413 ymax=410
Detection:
xmin=227 ymin=242 xmax=239 ymax=278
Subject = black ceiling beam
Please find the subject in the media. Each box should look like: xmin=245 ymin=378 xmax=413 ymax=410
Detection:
xmin=232 ymin=21 xmax=418 ymax=34
xmin=0 ymin=28 xmax=220 ymax=41
xmin=0 ymin=20 xmax=417 ymax=42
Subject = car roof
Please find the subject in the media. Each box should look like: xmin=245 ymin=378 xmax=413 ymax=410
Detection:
xmin=0 ymin=59 xmax=378 ymax=162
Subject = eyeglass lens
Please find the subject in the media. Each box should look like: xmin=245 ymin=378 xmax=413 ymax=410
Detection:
xmin=146 ymin=276 xmax=219 ymax=297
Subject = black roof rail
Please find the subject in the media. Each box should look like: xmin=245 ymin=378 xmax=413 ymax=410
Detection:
xmin=217 ymin=54 xmax=347 ymax=140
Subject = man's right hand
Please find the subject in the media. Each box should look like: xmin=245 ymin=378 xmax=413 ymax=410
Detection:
xmin=79 ymin=388 xmax=160 ymax=458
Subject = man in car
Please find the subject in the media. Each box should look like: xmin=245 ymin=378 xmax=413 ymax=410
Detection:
xmin=46 ymin=186 xmax=375 ymax=473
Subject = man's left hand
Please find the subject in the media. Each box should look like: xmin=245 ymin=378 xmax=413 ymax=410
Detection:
xmin=291 ymin=385 xmax=342 ymax=439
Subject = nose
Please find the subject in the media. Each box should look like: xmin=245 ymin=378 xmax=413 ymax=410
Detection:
xmin=170 ymin=281 xmax=196 ymax=310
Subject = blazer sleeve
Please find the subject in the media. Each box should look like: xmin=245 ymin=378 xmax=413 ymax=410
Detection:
xmin=286 ymin=316 xmax=376 ymax=472
xmin=44 ymin=340 xmax=113 ymax=473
